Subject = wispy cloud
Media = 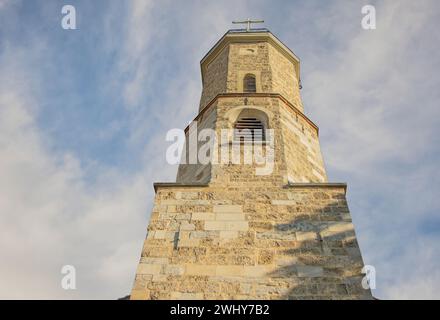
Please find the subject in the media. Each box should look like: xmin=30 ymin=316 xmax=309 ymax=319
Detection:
xmin=297 ymin=0 xmax=440 ymax=299
xmin=0 ymin=41 xmax=151 ymax=298
xmin=0 ymin=0 xmax=439 ymax=299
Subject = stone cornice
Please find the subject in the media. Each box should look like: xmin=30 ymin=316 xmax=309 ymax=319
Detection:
xmin=154 ymin=182 xmax=347 ymax=194
xmin=153 ymin=182 xmax=209 ymax=192
xmin=186 ymin=93 xmax=319 ymax=135
xmin=285 ymin=182 xmax=347 ymax=194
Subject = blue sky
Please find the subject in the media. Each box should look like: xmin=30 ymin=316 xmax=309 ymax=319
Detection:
xmin=1 ymin=0 xmax=439 ymax=299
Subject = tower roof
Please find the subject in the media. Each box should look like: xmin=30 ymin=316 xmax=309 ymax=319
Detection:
xmin=200 ymin=29 xmax=301 ymax=83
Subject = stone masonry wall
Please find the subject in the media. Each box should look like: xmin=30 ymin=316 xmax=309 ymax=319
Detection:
xmin=176 ymin=106 xmax=217 ymax=184
xmin=278 ymin=100 xmax=327 ymax=183
xmin=130 ymin=185 xmax=372 ymax=300
xmin=209 ymin=96 xmax=327 ymax=185
xmin=226 ymin=42 xmax=271 ymax=93
xmin=199 ymin=46 xmax=229 ymax=111
xmin=211 ymin=96 xmax=286 ymax=186
xmin=178 ymin=95 xmax=327 ymax=186
xmin=199 ymin=41 xmax=303 ymax=112
xmin=268 ymin=44 xmax=303 ymax=112
xmin=131 ymin=31 xmax=370 ymax=300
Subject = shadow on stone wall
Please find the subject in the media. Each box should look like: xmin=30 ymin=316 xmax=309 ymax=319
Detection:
xmin=130 ymin=188 xmax=374 ymax=300
xmin=262 ymin=199 xmax=372 ymax=300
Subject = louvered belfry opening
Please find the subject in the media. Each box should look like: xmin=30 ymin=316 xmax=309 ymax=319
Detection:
xmin=233 ymin=117 xmax=265 ymax=142
xmin=243 ymin=74 xmax=256 ymax=93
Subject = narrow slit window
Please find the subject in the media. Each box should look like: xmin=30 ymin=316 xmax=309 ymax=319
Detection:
xmin=234 ymin=117 xmax=265 ymax=142
xmin=243 ymin=74 xmax=256 ymax=93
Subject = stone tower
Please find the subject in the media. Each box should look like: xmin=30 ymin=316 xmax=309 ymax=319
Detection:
xmin=130 ymin=28 xmax=372 ymax=300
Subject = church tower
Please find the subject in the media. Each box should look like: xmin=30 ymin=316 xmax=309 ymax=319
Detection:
xmin=130 ymin=27 xmax=372 ymax=300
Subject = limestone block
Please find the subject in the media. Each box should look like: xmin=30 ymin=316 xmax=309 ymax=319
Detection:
xmin=320 ymin=222 xmax=354 ymax=239
xmin=136 ymin=263 xmax=163 ymax=275
xmin=152 ymin=204 xmax=166 ymax=212
xmin=328 ymin=222 xmax=354 ymax=232
xmin=170 ymin=292 xmax=204 ymax=300
xmin=177 ymin=239 xmax=200 ymax=247
xmin=174 ymin=213 xmax=192 ymax=220
xmin=182 ymin=192 xmax=199 ymax=200
xmin=256 ymin=230 xmax=296 ymax=240
xmin=295 ymin=231 xmax=317 ymax=241
xmin=154 ymin=231 xmax=177 ymax=240
xmin=164 ymin=264 xmax=185 ymax=275
xmin=152 ymin=274 xmax=168 ymax=282
xmin=240 ymin=283 xmax=253 ymax=295
xmin=132 ymin=274 xmax=153 ymax=290
xmin=346 ymin=247 xmax=362 ymax=257
xmin=275 ymin=255 xmax=298 ymax=266
xmin=271 ymin=200 xmax=297 ymax=205
xmin=141 ymin=257 xmax=169 ymax=265
xmin=146 ymin=231 xmax=155 ymax=240
xmin=243 ymin=265 xmax=269 ymax=277
xmin=258 ymin=250 xmax=274 ymax=264
xmin=216 ymin=265 xmax=244 ymax=277
xmin=160 ymin=200 xmax=181 ymax=205
xmin=296 ymin=265 xmax=323 ymax=277
xmin=192 ymin=212 xmax=216 ymax=220
xmin=219 ymin=231 xmax=238 ymax=239
xmin=186 ymin=264 xmax=216 ymax=276
xmin=178 ymin=230 xmax=190 ymax=240
xmin=205 ymin=221 xmax=249 ymax=231
xmin=215 ymin=213 xmax=245 ymax=221
xmin=154 ymin=230 xmax=166 ymax=239
xmin=189 ymin=231 xmax=216 ymax=239
xmin=141 ymin=246 xmax=172 ymax=258
xmin=130 ymin=289 xmax=150 ymax=300
xmin=213 ymin=205 xmax=242 ymax=213
xmin=180 ymin=221 xmax=196 ymax=231
xmin=256 ymin=285 xmax=289 ymax=296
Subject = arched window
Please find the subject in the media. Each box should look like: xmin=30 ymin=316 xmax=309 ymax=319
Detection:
xmin=234 ymin=116 xmax=265 ymax=142
xmin=243 ymin=74 xmax=256 ymax=93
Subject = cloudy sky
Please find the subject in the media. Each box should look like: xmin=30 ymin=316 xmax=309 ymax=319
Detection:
xmin=0 ymin=0 xmax=439 ymax=299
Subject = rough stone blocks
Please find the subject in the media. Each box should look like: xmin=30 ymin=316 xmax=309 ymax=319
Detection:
xmin=130 ymin=185 xmax=372 ymax=300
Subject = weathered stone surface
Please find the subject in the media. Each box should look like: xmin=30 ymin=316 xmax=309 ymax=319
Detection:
xmin=130 ymin=29 xmax=372 ymax=300
xmin=186 ymin=265 xmax=216 ymax=276
xmin=296 ymin=265 xmax=324 ymax=278
xmin=136 ymin=264 xmax=163 ymax=275
xmin=204 ymin=221 xmax=249 ymax=231
xmin=213 ymin=205 xmax=243 ymax=213
xmin=191 ymin=212 xmax=215 ymax=220
xmin=131 ymin=186 xmax=371 ymax=300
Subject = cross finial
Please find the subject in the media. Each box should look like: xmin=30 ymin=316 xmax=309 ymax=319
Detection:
xmin=232 ymin=18 xmax=264 ymax=32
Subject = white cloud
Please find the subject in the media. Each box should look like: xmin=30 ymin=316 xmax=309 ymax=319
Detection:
xmin=0 ymin=41 xmax=152 ymax=299
xmin=1 ymin=0 xmax=439 ymax=300
xmin=0 ymin=0 xmax=228 ymax=299
xmin=379 ymin=236 xmax=440 ymax=300
xmin=297 ymin=0 xmax=440 ymax=299
xmin=117 ymin=0 xmax=155 ymax=109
